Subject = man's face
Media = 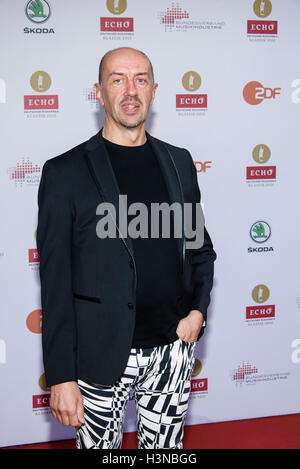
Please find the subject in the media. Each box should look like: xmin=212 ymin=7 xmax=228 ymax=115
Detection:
xmin=95 ymin=49 xmax=158 ymax=130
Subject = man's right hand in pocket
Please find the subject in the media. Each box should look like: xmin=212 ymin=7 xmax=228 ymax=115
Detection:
xmin=50 ymin=381 xmax=85 ymax=427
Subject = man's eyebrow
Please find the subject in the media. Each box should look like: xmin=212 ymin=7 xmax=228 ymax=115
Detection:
xmin=108 ymin=72 xmax=151 ymax=78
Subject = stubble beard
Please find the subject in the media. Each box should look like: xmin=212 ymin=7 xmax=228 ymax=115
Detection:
xmin=117 ymin=116 xmax=146 ymax=129
xmin=116 ymin=97 xmax=147 ymax=129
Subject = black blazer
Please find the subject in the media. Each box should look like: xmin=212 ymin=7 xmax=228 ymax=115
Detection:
xmin=36 ymin=130 xmax=216 ymax=387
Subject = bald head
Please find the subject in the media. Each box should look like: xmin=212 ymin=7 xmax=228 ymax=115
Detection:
xmin=98 ymin=47 xmax=154 ymax=86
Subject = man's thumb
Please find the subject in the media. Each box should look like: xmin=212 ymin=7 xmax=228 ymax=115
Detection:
xmin=77 ymin=400 xmax=85 ymax=425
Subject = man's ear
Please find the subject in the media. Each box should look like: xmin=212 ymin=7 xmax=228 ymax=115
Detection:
xmin=94 ymin=83 xmax=105 ymax=106
xmin=150 ymin=83 xmax=158 ymax=106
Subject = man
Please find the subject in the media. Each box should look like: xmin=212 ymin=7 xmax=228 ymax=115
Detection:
xmin=37 ymin=47 xmax=216 ymax=449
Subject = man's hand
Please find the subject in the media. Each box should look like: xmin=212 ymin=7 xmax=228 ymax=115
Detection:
xmin=176 ymin=310 xmax=204 ymax=343
xmin=50 ymin=381 xmax=85 ymax=428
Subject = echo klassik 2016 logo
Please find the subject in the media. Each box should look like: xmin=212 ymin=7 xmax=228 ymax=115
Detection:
xmin=246 ymin=284 xmax=275 ymax=322
xmin=253 ymin=0 xmax=273 ymax=17
xmin=24 ymin=70 xmax=59 ymax=115
xmin=176 ymin=71 xmax=207 ymax=113
xmin=106 ymin=0 xmax=127 ymax=15
xmin=100 ymin=0 xmax=134 ymax=35
xmin=29 ymin=229 xmax=40 ymax=270
xmin=32 ymin=374 xmax=50 ymax=412
xmin=246 ymin=144 xmax=276 ymax=183
xmin=247 ymin=0 xmax=278 ymax=37
xmin=30 ymin=70 xmax=51 ymax=92
xmin=191 ymin=359 xmax=208 ymax=394
xmin=182 ymin=71 xmax=201 ymax=92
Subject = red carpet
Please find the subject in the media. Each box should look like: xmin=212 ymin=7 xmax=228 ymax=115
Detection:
xmin=3 ymin=414 xmax=300 ymax=449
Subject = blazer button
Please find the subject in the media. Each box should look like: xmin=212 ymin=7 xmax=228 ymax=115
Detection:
xmin=127 ymin=302 xmax=134 ymax=309
xmin=130 ymin=260 xmax=134 ymax=269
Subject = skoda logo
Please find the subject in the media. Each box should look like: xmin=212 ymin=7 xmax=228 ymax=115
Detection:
xmin=25 ymin=0 xmax=51 ymax=24
xmin=250 ymin=221 xmax=271 ymax=243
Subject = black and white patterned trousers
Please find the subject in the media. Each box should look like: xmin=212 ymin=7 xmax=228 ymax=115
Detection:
xmin=76 ymin=338 xmax=196 ymax=449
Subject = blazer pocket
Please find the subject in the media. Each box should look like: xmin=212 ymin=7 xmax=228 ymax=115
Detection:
xmin=73 ymin=292 xmax=102 ymax=304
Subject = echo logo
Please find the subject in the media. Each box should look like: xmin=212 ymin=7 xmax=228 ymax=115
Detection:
xmin=24 ymin=71 xmax=59 ymax=112
xmin=24 ymin=96 xmax=58 ymax=110
xmin=253 ymin=0 xmax=273 ymax=18
xmin=247 ymin=1 xmax=278 ymax=36
xmin=0 ymin=79 xmax=6 ymax=103
xmin=32 ymin=394 xmax=50 ymax=409
xmin=176 ymin=71 xmax=207 ymax=110
xmin=106 ymin=0 xmax=127 ymax=15
xmin=291 ymin=339 xmax=300 ymax=364
xmin=246 ymin=144 xmax=276 ymax=182
xmin=28 ymin=248 xmax=40 ymax=263
xmin=291 ymin=79 xmax=300 ymax=104
xmin=191 ymin=378 xmax=208 ymax=392
xmin=101 ymin=0 xmax=134 ymax=33
xmin=100 ymin=18 xmax=133 ymax=31
xmin=243 ymin=81 xmax=281 ymax=105
xmin=0 ymin=339 xmax=6 ymax=364
xmin=246 ymin=284 xmax=275 ymax=320
xmin=247 ymin=21 xmax=277 ymax=35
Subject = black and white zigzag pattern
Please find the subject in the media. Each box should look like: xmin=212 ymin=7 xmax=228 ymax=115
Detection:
xmin=76 ymin=338 xmax=196 ymax=449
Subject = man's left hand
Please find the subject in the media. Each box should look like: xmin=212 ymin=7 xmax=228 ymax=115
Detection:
xmin=176 ymin=310 xmax=204 ymax=343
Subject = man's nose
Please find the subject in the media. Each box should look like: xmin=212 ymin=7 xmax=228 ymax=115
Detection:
xmin=125 ymin=79 xmax=137 ymax=96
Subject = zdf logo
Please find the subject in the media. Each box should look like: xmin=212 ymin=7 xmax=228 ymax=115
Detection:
xmin=194 ymin=161 xmax=212 ymax=173
xmin=243 ymin=81 xmax=281 ymax=105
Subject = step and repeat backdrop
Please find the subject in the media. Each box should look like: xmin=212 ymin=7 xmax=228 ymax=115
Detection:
xmin=1 ymin=0 xmax=300 ymax=447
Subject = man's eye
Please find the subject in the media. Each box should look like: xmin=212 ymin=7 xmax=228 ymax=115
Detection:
xmin=137 ymin=79 xmax=146 ymax=84
xmin=113 ymin=79 xmax=122 ymax=84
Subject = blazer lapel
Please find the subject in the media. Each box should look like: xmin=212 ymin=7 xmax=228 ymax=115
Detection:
xmin=84 ymin=130 xmax=135 ymax=261
xmin=147 ymin=133 xmax=185 ymax=271
xmin=84 ymin=130 xmax=184 ymax=271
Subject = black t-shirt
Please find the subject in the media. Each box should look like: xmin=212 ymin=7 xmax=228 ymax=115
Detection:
xmin=103 ymin=136 xmax=185 ymax=348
